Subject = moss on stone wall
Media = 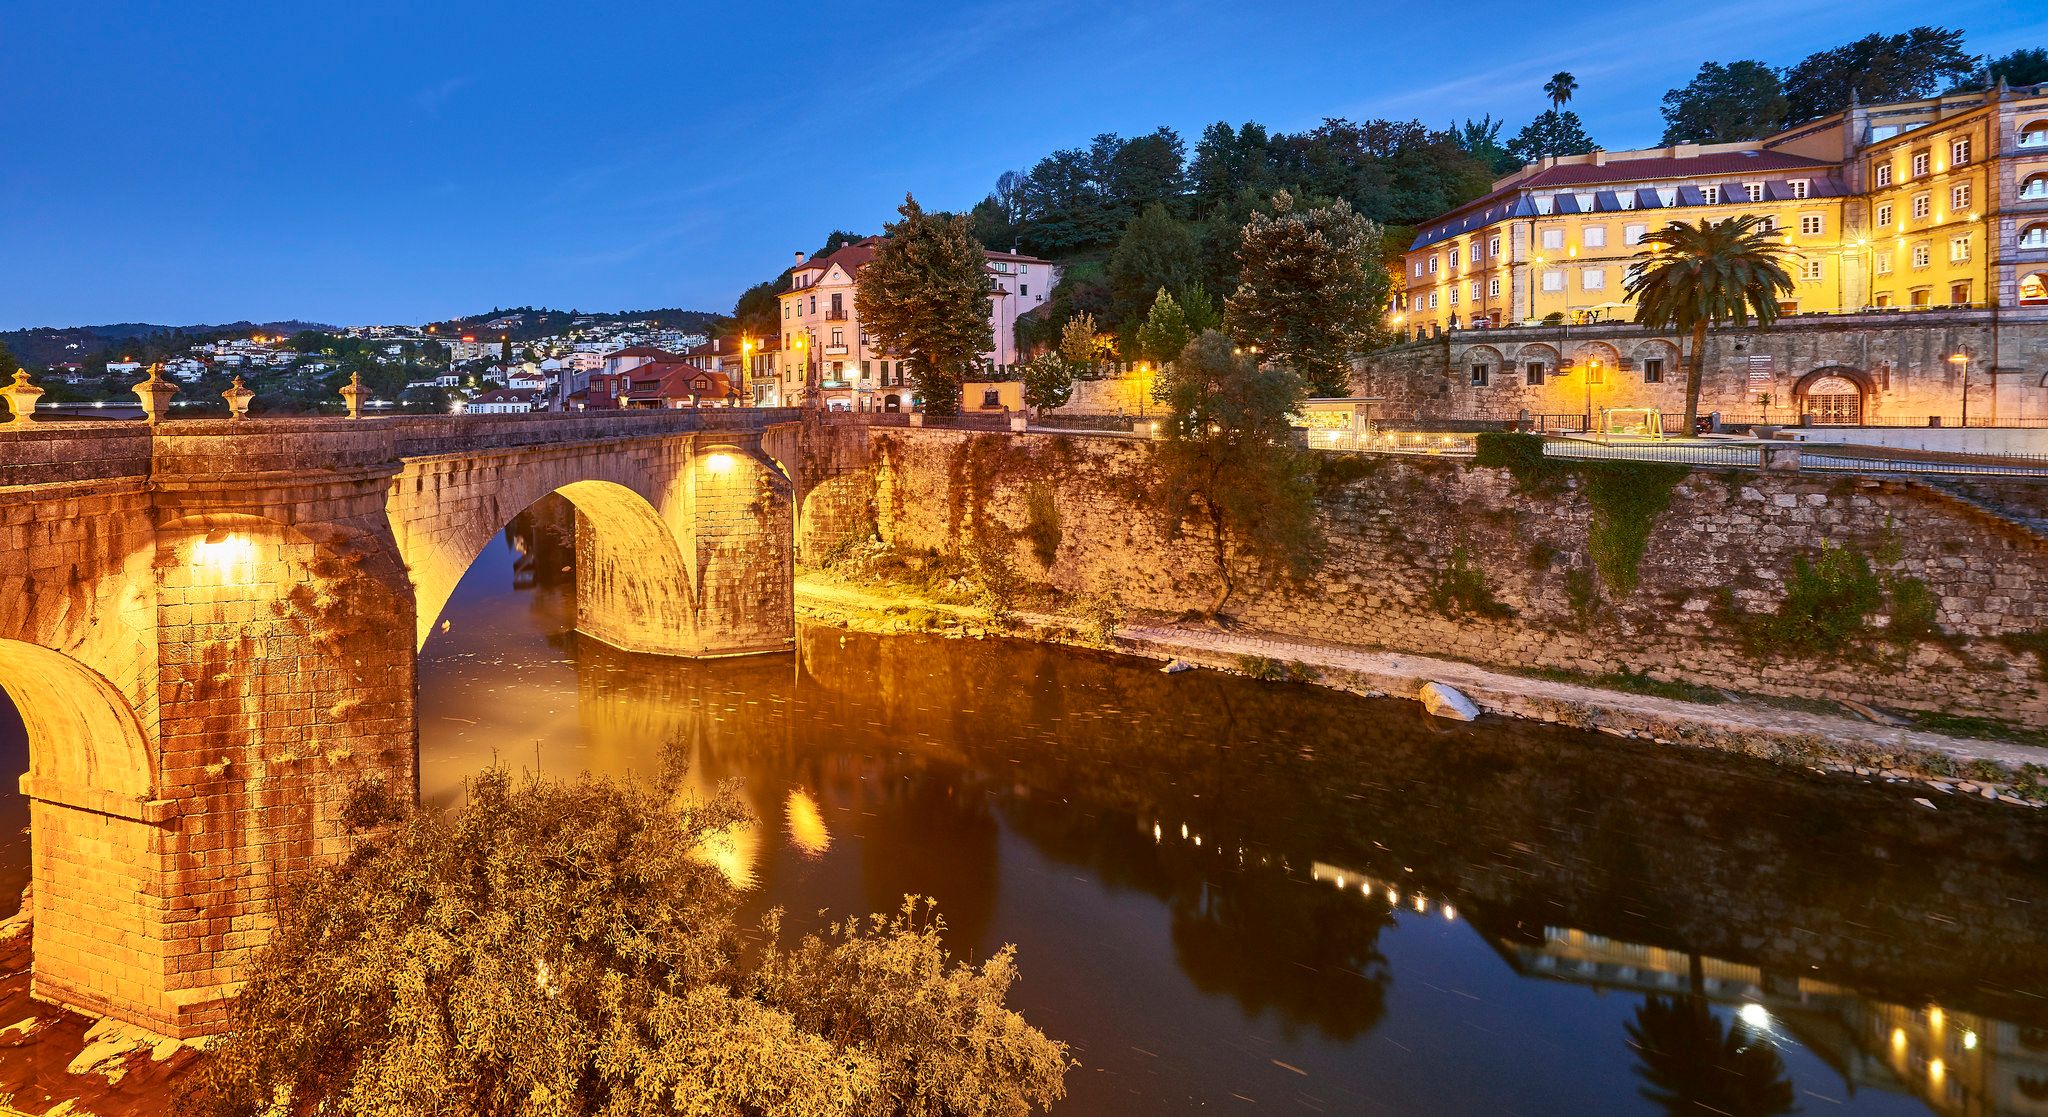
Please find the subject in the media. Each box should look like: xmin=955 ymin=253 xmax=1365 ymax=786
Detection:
xmin=1583 ymin=462 xmax=1689 ymax=595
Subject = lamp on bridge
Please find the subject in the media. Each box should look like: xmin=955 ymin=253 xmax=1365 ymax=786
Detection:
xmin=1948 ymin=349 xmax=1971 ymax=427
xmin=3 ymin=369 xmax=44 ymax=425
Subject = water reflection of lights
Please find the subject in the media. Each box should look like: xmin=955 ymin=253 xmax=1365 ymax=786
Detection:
xmin=785 ymin=788 xmax=832 ymax=857
xmin=1142 ymin=819 xmax=1471 ymax=924
xmin=691 ymin=822 xmax=759 ymax=888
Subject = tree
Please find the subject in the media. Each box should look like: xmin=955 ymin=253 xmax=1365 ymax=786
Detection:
xmin=1454 ymin=115 xmax=1519 ymax=174
xmin=1107 ymin=203 xmax=1201 ymax=324
xmin=1152 ymin=331 xmax=1319 ymax=619
xmin=1623 ymin=215 xmax=1796 ymax=436
xmin=174 ymin=766 xmax=1069 ymax=1116
xmin=1626 ymin=995 xmax=1795 ymax=1117
xmin=732 ymin=278 xmax=783 ymax=337
xmin=1660 ymin=61 xmax=1789 ymax=143
xmin=1955 ymin=47 xmax=2048 ymax=90
xmin=1058 ymin=311 xmax=1103 ymax=372
xmin=855 ymin=195 xmax=996 ymax=417
xmin=1781 ymin=27 xmax=1976 ymax=122
xmin=1505 ymin=111 xmax=1599 ymax=163
xmin=1136 ymin=288 xmax=1192 ymax=366
xmin=1224 ymin=191 xmax=1389 ymax=398
xmin=0 ymin=341 xmax=19 ymax=379
xmin=1020 ymin=352 xmax=1074 ymax=416
xmin=1544 ymin=72 xmax=1580 ymax=112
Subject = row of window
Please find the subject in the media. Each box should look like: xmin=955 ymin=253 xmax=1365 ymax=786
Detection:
xmin=1874 ymin=183 xmax=1975 ymax=227
xmin=1419 ymin=214 xmax=1836 ymax=277
xmin=1873 ymin=138 xmax=1972 ymax=187
xmin=1871 ymin=234 xmax=1976 ymax=273
xmin=1467 ymin=358 xmax=1666 ymax=387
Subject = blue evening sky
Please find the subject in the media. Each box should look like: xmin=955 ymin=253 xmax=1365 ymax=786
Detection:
xmin=3 ymin=1 xmax=2043 ymax=329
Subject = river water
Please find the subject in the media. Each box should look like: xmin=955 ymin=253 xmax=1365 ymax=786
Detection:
xmin=408 ymin=511 xmax=2048 ymax=1116
xmin=0 ymin=508 xmax=2044 ymax=1114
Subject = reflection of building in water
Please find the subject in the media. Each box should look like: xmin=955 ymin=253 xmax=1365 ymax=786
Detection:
xmin=1498 ymin=926 xmax=2048 ymax=1117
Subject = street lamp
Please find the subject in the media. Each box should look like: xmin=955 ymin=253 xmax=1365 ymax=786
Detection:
xmin=1585 ymin=358 xmax=1601 ymax=434
xmin=740 ymin=337 xmax=755 ymax=406
xmin=792 ymin=334 xmax=811 ymax=408
xmin=1948 ymin=349 xmax=1971 ymax=427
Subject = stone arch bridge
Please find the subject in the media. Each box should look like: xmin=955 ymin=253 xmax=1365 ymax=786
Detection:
xmin=0 ymin=409 xmax=812 ymax=1037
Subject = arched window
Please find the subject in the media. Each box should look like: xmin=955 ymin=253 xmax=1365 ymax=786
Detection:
xmin=2023 ymin=174 xmax=2048 ymax=201
xmin=2021 ymin=121 xmax=2048 ymax=148
xmin=2021 ymin=272 xmax=2048 ymax=307
xmin=2022 ymin=224 xmax=2048 ymax=250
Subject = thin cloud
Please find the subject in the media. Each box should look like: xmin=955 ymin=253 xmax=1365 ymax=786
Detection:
xmin=416 ymin=75 xmax=476 ymax=117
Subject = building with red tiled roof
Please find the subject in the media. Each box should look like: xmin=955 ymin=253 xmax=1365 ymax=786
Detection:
xmin=767 ymin=237 xmax=1058 ymax=410
xmin=583 ymin=360 xmax=742 ymax=410
xmin=1399 ymin=82 xmax=2048 ymax=339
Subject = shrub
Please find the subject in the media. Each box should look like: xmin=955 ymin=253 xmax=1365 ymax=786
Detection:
xmin=1749 ymin=543 xmax=1883 ymax=658
xmin=1473 ymin=431 xmax=1563 ymax=493
xmin=174 ymin=767 xmax=1068 ymax=1116
xmin=1022 ymin=485 xmax=1063 ymax=568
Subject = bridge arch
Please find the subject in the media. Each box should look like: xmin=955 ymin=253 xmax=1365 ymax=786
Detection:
xmin=0 ymin=640 xmax=166 ymax=1027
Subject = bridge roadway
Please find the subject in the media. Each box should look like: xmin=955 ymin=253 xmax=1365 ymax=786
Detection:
xmin=0 ymin=409 xmax=803 ymax=1036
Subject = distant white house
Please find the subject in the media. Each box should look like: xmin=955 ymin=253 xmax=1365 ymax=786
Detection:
xmin=162 ymin=357 xmax=208 ymax=382
xmin=105 ymin=361 xmax=143 ymax=376
xmin=467 ymin=387 xmax=541 ymax=414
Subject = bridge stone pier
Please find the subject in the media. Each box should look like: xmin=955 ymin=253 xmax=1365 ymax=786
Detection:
xmin=0 ymin=409 xmax=799 ymax=1037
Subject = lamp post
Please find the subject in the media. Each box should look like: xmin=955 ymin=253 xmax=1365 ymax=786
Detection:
xmin=1949 ymin=349 xmax=1971 ymax=427
xmin=740 ymin=337 xmax=756 ymax=406
xmin=792 ymin=334 xmax=812 ymax=409
xmin=1585 ymin=357 xmax=1600 ymax=434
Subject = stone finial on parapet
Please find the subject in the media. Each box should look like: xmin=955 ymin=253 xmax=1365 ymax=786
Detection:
xmin=2 ymin=368 xmax=44 ymax=424
xmin=222 ymin=375 xmax=255 ymax=420
xmin=133 ymin=363 xmax=177 ymax=424
xmin=339 ymin=371 xmax=366 ymax=419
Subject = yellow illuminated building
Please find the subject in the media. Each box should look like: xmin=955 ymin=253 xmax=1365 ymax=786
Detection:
xmin=1402 ymin=83 xmax=2048 ymax=338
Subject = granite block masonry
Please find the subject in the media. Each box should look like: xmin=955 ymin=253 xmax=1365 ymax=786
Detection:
xmin=855 ymin=427 xmax=2048 ymax=724
xmin=0 ymin=410 xmax=799 ymax=1037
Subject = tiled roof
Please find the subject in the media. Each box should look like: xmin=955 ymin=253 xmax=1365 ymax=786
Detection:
xmin=1410 ymin=152 xmax=1845 ymax=251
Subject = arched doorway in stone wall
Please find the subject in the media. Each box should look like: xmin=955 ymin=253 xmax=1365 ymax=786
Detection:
xmin=1794 ymin=367 xmax=1872 ymax=425
xmin=2021 ymin=271 xmax=2048 ymax=307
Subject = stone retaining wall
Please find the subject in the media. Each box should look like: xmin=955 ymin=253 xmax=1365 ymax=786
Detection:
xmin=862 ymin=428 xmax=2048 ymax=723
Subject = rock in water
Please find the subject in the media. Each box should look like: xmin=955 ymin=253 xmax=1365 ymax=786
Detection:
xmin=1160 ymin=659 xmax=1194 ymax=674
xmin=1419 ymin=681 xmax=1480 ymax=722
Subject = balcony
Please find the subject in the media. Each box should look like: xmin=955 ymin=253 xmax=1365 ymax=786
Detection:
xmin=824 ymin=345 xmax=849 ymax=356
xmin=825 ymin=309 xmax=849 ymax=321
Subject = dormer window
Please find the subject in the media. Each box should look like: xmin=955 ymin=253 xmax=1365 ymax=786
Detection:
xmin=1790 ymin=180 xmax=1810 ymax=199
xmin=1744 ymin=183 xmax=1764 ymax=202
xmin=1575 ymin=193 xmax=1596 ymax=211
xmin=1701 ymin=184 xmax=1722 ymax=205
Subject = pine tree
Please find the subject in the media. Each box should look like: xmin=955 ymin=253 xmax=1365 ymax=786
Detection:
xmin=1136 ymin=289 xmax=1192 ymax=366
xmin=1224 ymin=191 xmax=1389 ymax=398
xmin=854 ymin=195 xmax=995 ymax=416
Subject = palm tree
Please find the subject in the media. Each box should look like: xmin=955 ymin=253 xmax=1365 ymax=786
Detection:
xmin=1544 ymin=72 xmax=1579 ymax=112
xmin=1624 ymin=215 xmax=1796 ymax=436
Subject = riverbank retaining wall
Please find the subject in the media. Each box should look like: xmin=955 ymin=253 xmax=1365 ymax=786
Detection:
xmin=850 ymin=427 xmax=2048 ymax=723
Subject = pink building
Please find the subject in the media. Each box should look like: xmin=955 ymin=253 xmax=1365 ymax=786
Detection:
xmin=769 ymin=237 xmax=1056 ymax=410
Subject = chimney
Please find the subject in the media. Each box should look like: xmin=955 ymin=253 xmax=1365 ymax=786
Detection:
xmin=1673 ymin=143 xmax=1700 ymax=159
xmin=793 ymin=251 xmax=805 ymax=265
xmin=1593 ymin=150 xmax=1608 ymax=166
